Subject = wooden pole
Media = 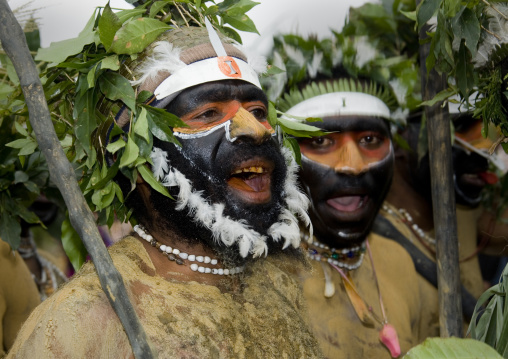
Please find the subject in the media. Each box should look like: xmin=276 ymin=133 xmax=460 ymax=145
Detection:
xmin=0 ymin=1 xmax=155 ymax=356
xmin=417 ymin=23 xmax=463 ymax=336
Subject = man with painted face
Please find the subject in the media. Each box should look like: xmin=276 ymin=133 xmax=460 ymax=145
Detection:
xmin=7 ymin=23 xmax=321 ymax=358
xmin=280 ymin=79 xmax=422 ymax=359
xmin=377 ymin=106 xmax=501 ymax=338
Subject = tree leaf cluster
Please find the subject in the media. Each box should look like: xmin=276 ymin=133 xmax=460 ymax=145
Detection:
xmin=415 ymin=1 xmax=508 ymax=142
xmin=468 ymin=261 xmax=508 ymax=357
xmin=2 ymin=0 xmax=260 ymax=269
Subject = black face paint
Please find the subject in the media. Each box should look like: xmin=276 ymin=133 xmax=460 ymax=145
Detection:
xmin=298 ymin=116 xmax=394 ymax=248
xmin=406 ymin=121 xmax=489 ymax=208
xmin=144 ymin=81 xmax=291 ymax=262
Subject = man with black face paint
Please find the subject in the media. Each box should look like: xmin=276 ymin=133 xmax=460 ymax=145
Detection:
xmin=7 ymin=23 xmax=322 ymax=358
xmin=378 ymin=107 xmax=501 ymax=339
xmin=281 ymin=80 xmax=422 ymax=359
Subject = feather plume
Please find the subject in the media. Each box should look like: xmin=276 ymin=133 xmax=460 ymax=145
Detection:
xmin=233 ymin=43 xmax=267 ymax=74
xmin=131 ymin=42 xmax=186 ymax=86
xmin=150 ymin=147 xmax=169 ymax=181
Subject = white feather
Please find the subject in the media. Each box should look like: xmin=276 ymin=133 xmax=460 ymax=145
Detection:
xmin=233 ymin=43 xmax=268 ymax=74
xmin=131 ymin=42 xmax=186 ymax=86
xmin=150 ymin=147 xmax=169 ymax=181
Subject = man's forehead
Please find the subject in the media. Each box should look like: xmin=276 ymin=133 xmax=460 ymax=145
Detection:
xmin=166 ymin=81 xmax=267 ymax=115
xmin=311 ymin=115 xmax=391 ymax=133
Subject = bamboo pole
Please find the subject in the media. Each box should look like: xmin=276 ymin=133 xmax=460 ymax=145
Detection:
xmin=0 ymin=1 xmax=155 ymax=356
xmin=417 ymin=23 xmax=463 ymax=336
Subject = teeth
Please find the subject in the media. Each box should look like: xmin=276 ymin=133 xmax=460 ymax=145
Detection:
xmin=232 ymin=166 xmax=265 ymax=175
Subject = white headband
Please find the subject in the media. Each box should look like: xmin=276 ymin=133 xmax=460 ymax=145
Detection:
xmin=286 ymin=92 xmax=391 ymax=119
xmin=154 ymin=56 xmax=261 ymax=100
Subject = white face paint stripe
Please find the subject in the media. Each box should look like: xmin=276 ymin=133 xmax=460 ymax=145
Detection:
xmin=154 ymin=57 xmax=261 ymax=101
xmin=302 ymin=143 xmax=394 ymax=174
xmin=286 ymin=92 xmax=391 ymax=120
xmin=173 ymin=120 xmax=235 ymax=141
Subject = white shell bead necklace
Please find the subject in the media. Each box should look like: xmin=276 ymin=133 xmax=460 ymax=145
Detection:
xmin=133 ymin=225 xmax=244 ymax=275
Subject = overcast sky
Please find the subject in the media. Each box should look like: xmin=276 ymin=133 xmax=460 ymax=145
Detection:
xmin=8 ymin=0 xmax=373 ymax=54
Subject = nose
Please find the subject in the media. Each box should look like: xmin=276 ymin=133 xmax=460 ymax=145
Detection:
xmin=229 ymin=107 xmax=272 ymax=144
xmin=333 ymin=139 xmax=367 ymax=175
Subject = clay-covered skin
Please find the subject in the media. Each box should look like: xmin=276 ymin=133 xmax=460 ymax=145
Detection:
xmin=0 ymin=240 xmax=40 ymax=356
xmin=297 ymin=115 xmax=393 ymax=248
xmin=7 ymin=237 xmax=322 ymax=359
xmin=300 ymin=233 xmax=421 ymax=359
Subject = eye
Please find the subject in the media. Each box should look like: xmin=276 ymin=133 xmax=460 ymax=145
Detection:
xmin=359 ymin=134 xmax=383 ymax=147
xmin=193 ymin=109 xmax=220 ymax=121
xmin=310 ymin=136 xmax=333 ymax=148
xmin=249 ymin=107 xmax=267 ymax=121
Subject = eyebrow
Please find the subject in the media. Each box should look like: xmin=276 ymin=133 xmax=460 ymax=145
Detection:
xmin=312 ymin=116 xmax=391 ymax=134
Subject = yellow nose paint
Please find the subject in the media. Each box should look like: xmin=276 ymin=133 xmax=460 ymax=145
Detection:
xmin=229 ymin=107 xmax=273 ymax=143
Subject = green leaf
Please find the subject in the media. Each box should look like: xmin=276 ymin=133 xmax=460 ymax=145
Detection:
xmin=99 ymin=72 xmax=136 ymax=111
xmin=277 ymin=117 xmax=326 ymax=138
xmin=283 ymin=137 xmax=301 ymax=165
xmin=149 ymin=1 xmax=169 ymax=18
xmin=144 ymin=106 xmax=183 ymax=145
xmin=110 ymin=17 xmax=171 ymax=55
xmin=220 ymin=0 xmax=259 ymax=17
xmin=100 ymin=55 xmax=121 ymax=71
xmin=223 ymin=14 xmax=259 ymax=34
xmin=0 ymin=212 xmax=21 ymax=249
xmin=456 ymin=42 xmax=475 ymax=97
xmin=133 ymin=107 xmax=150 ymax=143
xmin=137 ymin=164 xmax=172 ymax=198
xmin=18 ymin=141 xmax=38 ymax=156
xmin=87 ymin=62 xmax=99 ymax=89
xmin=403 ymin=338 xmax=503 ymax=358
xmin=267 ymin=102 xmax=278 ymax=128
xmin=35 ymin=10 xmax=97 ymax=64
xmin=119 ymin=135 xmax=140 ymax=168
xmin=98 ymin=2 xmax=123 ymax=50
xmin=14 ymin=121 xmax=29 ymax=137
xmin=417 ymin=0 xmax=441 ymax=31
xmin=0 ymin=82 xmax=14 ymax=98
xmin=61 ymin=217 xmax=87 ymax=271
xmin=451 ymin=7 xmax=480 ymax=57
xmin=5 ymin=138 xmax=34 ymax=149
xmin=13 ymin=171 xmax=29 ymax=184
xmin=106 ymin=138 xmax=126 ymax=154
xmin=115 ymin=8 xmax=147 ymax=23
xmin=74 ymin=89 xmax=98 ymax=154
xmin=400 ymin=10 xmax=417 ymax=22
xmin=419 ymin=87 xmax=456 ymax=107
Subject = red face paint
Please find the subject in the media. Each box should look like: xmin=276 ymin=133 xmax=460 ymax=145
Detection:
xmin=174 ymin=100 xmax=273 ymax=135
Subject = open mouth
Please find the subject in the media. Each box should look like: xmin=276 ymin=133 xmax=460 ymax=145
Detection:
xmin=227 ymin=160 xmax=273 ymax=204
xmin=327 ymin=195 xmax=367 ymax=213
xmin=459 ymin=171 xmax=498 ymax=188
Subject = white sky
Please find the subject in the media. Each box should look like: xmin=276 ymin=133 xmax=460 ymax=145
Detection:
xmin=8 ymin=0 xmax=373 ymax=54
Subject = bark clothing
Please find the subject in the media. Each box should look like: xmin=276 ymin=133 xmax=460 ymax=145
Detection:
xmin=300 ymin=232 xmax=422 ymax=359
xmin=379 ymin=202 xmax=484 ymax=338
xmin=7 ymin=236 xmax=323 ymax=359
xmin=0 ymin=240 xmax=40 ymax=356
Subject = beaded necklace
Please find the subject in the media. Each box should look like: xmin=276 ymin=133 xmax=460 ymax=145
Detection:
xmin=306 ymin=240 xmax=366 ymax=271
xmin=382 ymin=204 xmax=436 ymax=247
xmin=133 ymin=225 xmax=244 ymax=276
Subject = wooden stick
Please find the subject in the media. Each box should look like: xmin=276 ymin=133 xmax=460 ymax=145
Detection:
xmin=417 ymin=21 xmax=463 ymax=336
xmin=0 ymin=1 xmax=155 ymax=357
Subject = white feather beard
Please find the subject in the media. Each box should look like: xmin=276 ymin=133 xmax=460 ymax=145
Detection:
xmin=130 ymin=42 xmax=186 ymax=87
xmin=149 ymin=144 xmax=310 ymax=258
